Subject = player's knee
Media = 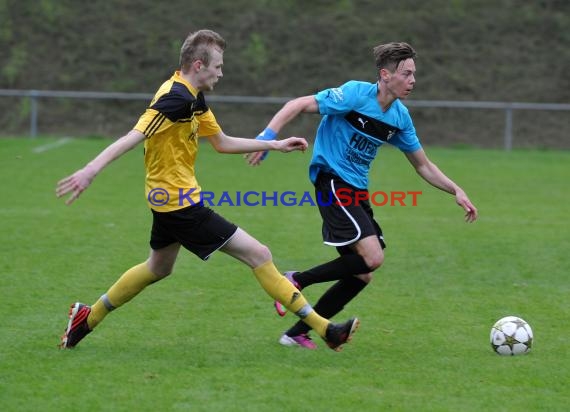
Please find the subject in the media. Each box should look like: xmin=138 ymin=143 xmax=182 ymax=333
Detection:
xmin=149 ymin=264 xmax=173 ymax=279
xmin=147 ymin=256 xmax=174 ymax=278
xmin=364 ymin=252 xmax=384 ymax=271
xmin=252 ymin=243 xmax=272 ymax=265
xmin=357 ymin=272 xmax=374 ymax=284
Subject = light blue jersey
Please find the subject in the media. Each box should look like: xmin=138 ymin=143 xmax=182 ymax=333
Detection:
xmin=311 ymin=80 xmax=422 ymax=189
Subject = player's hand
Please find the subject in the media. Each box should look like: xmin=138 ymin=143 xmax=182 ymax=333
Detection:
xmin=455 ymin=190 xmax=478 ymax=223
xmin=245 ymin=150 xmax=268 ymax=166
xmin=276 ymin=137 xmax=308 ymax=153
xmin=244 ymin=127 xmax=277 ymax=166
xmin=56 ymin=165 xmax=96 ymax=205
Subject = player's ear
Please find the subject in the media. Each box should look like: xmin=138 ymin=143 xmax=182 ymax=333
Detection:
xmin=193 ymin=60 xmax=203 ymax=72
xmin=379 ymin=68 xmax=391 ymax=82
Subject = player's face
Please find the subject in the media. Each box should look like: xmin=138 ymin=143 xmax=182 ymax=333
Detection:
xmin=384 ymin=58 xmax=416 ymax=99
xmin=196 ymin=47 xmax=224 ymax=91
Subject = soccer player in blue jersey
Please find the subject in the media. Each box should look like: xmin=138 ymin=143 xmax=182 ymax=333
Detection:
xmin=247 ymin=42 xmax=478 ymax=349
xmin=56 ymin=29 xmax=359 ymax=352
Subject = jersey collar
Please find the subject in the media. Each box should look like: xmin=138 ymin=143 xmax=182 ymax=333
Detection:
xmin=173 ymin=71 xmax=200 ymax=96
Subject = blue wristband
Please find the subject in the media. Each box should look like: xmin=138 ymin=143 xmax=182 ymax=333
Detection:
xmin=255 ymin=128 xmax=276 ymax=160
xmin=255 ymin=127 xmax=277 ymax=141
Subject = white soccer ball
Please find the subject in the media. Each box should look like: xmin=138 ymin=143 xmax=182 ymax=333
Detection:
xmin=490 ymin=316 xmax=533 ymax=356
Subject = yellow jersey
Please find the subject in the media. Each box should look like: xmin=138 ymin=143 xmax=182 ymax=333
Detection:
xmin=134 ymin=71 xmax=221 ymax=211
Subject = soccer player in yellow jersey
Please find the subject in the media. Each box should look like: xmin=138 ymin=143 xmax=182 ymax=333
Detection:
xmin=55 ymin=29 xmax=359 ymax=351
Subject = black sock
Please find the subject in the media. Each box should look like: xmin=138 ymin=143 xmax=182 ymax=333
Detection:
xmin=290 ymin=276 xmax=368 ymax=337
xmin=294 ymin=255 xmax=370 ymax=289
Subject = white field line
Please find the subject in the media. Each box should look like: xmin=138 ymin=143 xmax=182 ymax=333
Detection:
xmin=32 ymin=137 xmax=73 ymax=153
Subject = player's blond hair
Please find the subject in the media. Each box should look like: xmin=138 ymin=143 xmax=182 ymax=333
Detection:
xmin=373 ymin=42 xmax=417 ymax=72
xmin=180 ymin=29 xmax=226 ymax=72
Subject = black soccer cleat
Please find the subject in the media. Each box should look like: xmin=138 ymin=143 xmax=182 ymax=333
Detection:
xmin=324 ymin=317 xmax=360 ymax=352
xmin=59 ymin=302 xmax=92 ymax=349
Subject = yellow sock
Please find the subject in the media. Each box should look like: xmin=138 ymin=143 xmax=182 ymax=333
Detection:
xmin=252 ymin=261 xmax=329 ymax=337
xmin=87 ymin=261 xmax=158 ymax=329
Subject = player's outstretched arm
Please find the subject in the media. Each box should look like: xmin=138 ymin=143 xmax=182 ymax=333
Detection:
xmin=207 ymin=132 xmax=308 ymax=155
xmin=245 ymin=95 xmax=319 ymax=166
xmin=56 ymin=130 xmax=146 ymax=205
xmin=405 ymin=148 xmax=478 ymax=223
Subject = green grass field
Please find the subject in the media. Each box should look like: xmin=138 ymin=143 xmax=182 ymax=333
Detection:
xmin=1 ymin=137 xmax=569 ymax=411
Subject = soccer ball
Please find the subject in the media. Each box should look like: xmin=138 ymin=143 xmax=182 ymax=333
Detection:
xmin=490 ymin=316 xmax=533 ymax=356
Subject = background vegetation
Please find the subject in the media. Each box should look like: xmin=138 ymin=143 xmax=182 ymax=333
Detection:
xmin=0 ymin=0 xmax=568 ymax=147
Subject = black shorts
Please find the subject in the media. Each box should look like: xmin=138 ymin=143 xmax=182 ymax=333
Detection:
xmin=150 ymin=202 xmax=238 ymax=260
xmin=315 ymin=172 xmax=386 ymax=254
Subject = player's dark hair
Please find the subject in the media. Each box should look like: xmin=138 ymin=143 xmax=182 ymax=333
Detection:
xmin=373 ymin=42 xmax=416 ymax=72
xmin=180 ymin=29 xmax=226 ymax=71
